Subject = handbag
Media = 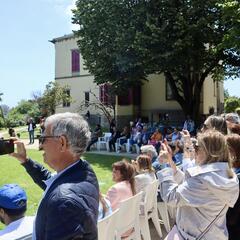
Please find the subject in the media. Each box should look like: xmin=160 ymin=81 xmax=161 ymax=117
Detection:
xmin=164 ymin=205 xmax=227 ymax=240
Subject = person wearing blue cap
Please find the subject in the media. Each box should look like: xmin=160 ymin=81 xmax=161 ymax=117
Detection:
xmin=0 ymin=184 xmax=34 ymax=239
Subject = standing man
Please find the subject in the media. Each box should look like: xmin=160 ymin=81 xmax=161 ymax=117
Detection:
xmin=0 ymin=184 xmax=34 ymax=239
xmin=27 ymin=118 xmax=36 ymax=144
xmin=11 ymin=112 xmax=99 ymax=240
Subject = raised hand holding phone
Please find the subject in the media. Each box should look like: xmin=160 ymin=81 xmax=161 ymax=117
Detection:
xmin=10 ymin=140 xmax=28 ymax=164
xmin=159 ymin=140 xmax=177 ymax=173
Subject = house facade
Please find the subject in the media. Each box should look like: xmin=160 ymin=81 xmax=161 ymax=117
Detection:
xmin=50 ymin=33 xmax=224 ymax=127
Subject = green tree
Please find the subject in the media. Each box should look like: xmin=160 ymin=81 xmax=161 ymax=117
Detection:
xmin=73 ymin=0 xmax=240 ymax=122
xmin=39 ymin=81 xmax=72 ymax=115
xmin=224 ymin=88 xmax=230 ymax=100
xmin=219 ymin=0 xmax=240 ymax=50
xmin=224 ymin=97 xmax=240 ymax=113
xmin=6 ymin=100 xmax=41 ymax=127
xmin=0 ymin=93 xmax=5 ymax=127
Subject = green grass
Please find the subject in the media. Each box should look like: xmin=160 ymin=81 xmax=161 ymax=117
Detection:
xmin=0 ymin=151 xmax=129 ymax=229
xmin=0 ymin=126 xmax=41 ymax=139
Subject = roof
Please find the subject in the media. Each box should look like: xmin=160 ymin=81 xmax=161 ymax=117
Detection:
xmin=49 ymin=33 xmax=75 ymax=44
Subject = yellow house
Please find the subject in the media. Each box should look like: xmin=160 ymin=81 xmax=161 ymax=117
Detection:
xmin=50 ymin=33 xmax=224 ymax=126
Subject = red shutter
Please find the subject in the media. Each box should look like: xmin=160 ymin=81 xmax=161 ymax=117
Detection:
xmin=72 ymin=50 xmax=80 ymax=72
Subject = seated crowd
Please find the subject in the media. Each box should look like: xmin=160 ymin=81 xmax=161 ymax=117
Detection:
xmin=97 ymin=112 xmax=240 ymax=240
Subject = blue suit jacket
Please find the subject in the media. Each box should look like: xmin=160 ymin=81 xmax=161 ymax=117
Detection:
xmin=23 ymin=159 xmax=99 ymax=240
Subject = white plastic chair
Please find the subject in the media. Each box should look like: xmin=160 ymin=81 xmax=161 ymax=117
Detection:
xmin=15 ymin=234 xmax=32 ymax=240
xmin=157 ymin=201 xmax=171 ymax=233
xmin=122 ymin=139 xmax=131 ymax=153
xmin=132 ymin=143 xmax=140 ymax=154
xmin=115 ymin=191 xmax=143 ymax=240
xmin=98 ymin=209 xmax=119 ymax=240
xmin=97 ymin=132 xmax=112 ymax=151
xmin=115 ymin=136 xmax=127 ymax=153
xmin=139 ymin=180 xmax=162 ymax=240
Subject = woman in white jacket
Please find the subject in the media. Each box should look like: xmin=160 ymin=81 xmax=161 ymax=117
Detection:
xmin=158 ymin=130 xmax=239 ymax=240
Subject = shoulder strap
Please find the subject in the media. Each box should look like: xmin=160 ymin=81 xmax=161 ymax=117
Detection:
xmin=196 ymin=205 xmax=227 ymax=240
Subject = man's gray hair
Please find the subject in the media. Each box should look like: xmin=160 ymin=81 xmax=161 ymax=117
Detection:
xmin=225 ymin=113 xmax=240 ymax=124
xmin=140 ymin=145 xmax=158 ymax=157
xmin=45 ymin=112 xmax=91 ymax=157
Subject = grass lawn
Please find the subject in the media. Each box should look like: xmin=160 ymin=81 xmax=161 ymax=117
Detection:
xmin=0 ymin=150 xmax=129 ymax=229
xmin=0 ymin=126 xmax=42 ymax=139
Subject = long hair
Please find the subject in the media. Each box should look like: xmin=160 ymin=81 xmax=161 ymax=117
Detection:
xmin=226 ymin=134 xmax=240 ymax=169
xmin=112 ymin=159 xmax=136 ymax=195
xmin=136 ymin=154 xmax=154 ymax=173
xmin=197 ymin=130 xmax=233 ymax=178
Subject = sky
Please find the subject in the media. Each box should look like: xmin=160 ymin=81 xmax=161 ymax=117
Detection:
xmin=0 ymin=0 xmax=239 ymax=108
xmin=0 ymin=0 xmax=77 ymax=108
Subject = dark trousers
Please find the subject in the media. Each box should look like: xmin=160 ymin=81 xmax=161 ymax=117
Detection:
xmin=29 ymin=130 xmax=35 ymax=144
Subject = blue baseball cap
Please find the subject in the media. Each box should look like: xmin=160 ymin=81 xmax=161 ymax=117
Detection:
xmin=0 ymin=184 xmax=27 ymax=210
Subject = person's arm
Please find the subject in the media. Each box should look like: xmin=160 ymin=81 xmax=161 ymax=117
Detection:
xmin=106 ymin=186 xmax=119 ymax=211
xmin=157 ymin=168 xmax=209 ymax=207
xmin=22 ymin=159 xmax=51 ymax=190
xmin=10 ymin=140 xmax=51 ymax=190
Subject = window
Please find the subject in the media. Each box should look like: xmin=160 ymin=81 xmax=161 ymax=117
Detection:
xmin=85 ymin=92 xmax=90 ymax=107
xmin=99 ymin=84 xmax=109 ymax=104
xmin=71 ymin=49 xmax=80 ymax=73
xmin=63 ymin=89 xmax=71 ymax=107
xmin=118 ymin=90 xmax=131 ymax=105
xmin=165 ymin=76 xmax=175 ymax=100
xmin=99 ymin=84 xmax=115 ymax=105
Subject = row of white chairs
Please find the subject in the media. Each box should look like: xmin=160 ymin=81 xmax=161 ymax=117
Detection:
xmin=95 ymin=133 xmax=140 ymax=154
xmin=98 ymin=180 xmax=171 ymax=240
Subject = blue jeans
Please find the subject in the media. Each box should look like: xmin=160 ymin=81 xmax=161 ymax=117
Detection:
xmin=29 ymin=130 xmax=35 ymax=143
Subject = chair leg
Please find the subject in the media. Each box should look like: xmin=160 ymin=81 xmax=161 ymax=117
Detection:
xmin=151 ymin=211 xmax=163 ymax=238
xmin=140 ymin=217 xmax=151 ymax=240
xmin=158 ymin=202 xmax=171 ymax=233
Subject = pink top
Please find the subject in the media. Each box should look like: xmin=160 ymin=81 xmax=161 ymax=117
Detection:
xmin=106 ymin=181 xmax=133 ymax=211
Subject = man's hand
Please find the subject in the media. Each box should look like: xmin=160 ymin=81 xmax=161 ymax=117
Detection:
xmin=10 ymin=140 xmax=28 ymax=164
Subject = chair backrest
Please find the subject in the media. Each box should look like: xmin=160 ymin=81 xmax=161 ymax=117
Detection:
xmin=116 ymin=191 xmax=143 ymax=238
xmin=15 ymin=234 xmax=32 ymax=240
xmin=103 ymin=132 xmax=112 ymax=141
xmin=143 ymin=180 xmax=159 ymax=213
xmin=98 ymin=209 xmax=119 ymax=240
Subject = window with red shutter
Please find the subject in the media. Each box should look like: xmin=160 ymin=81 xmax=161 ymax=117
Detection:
xmin=71 ymin=49 xmax=80 ymax=73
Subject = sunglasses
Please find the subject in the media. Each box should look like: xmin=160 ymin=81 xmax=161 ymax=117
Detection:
xmin=39 ymin=135 xmax=61 ymax=144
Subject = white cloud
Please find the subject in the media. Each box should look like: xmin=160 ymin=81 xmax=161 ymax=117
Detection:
xmin=65 ymin=0 xmax=79 ymax=31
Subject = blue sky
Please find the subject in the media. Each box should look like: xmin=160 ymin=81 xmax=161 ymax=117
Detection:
xmin=0 ymin=0 xmax=239 ymax=108
xmin=0 ymin=0 xmax=76 ymax=108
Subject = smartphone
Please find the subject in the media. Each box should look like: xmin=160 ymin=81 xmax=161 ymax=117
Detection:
xmin=0 ymin=139 xmax=14 ymax=155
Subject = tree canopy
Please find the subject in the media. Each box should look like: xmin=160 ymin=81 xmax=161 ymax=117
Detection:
xmin=72 ymin=0 xmax=240 ymax=121
xmin=38 ymin=81 xmax=72 ymax=115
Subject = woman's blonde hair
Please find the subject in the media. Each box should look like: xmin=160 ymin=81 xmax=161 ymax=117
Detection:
xmin=197 ymin=130 xmax=233 ymax=177
xmin=136 ymin=154 xmax=154 ymax=173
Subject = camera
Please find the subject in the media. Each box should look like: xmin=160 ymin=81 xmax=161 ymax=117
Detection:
xmin=0 ymin=139 xmax=14 ymax=155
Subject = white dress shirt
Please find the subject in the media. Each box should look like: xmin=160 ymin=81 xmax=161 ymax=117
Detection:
xmin=0 ymin=216 xmax=35 ymax=240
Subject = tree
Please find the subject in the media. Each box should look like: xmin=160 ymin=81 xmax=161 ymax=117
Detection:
xmin=78 ymin=88 xmax=116 ymax=124
xmin=39 ymin=81 xmax=72 ymax=115
xmin=0 ymin=93 xmax=5 ymax=127
xmin=224 ymin=96 xmax=240 ymax=113
xmin=73 ymin=0 xmax=240 ymax=123
xmin=5 ymin=100 xmax=41 ymax=127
